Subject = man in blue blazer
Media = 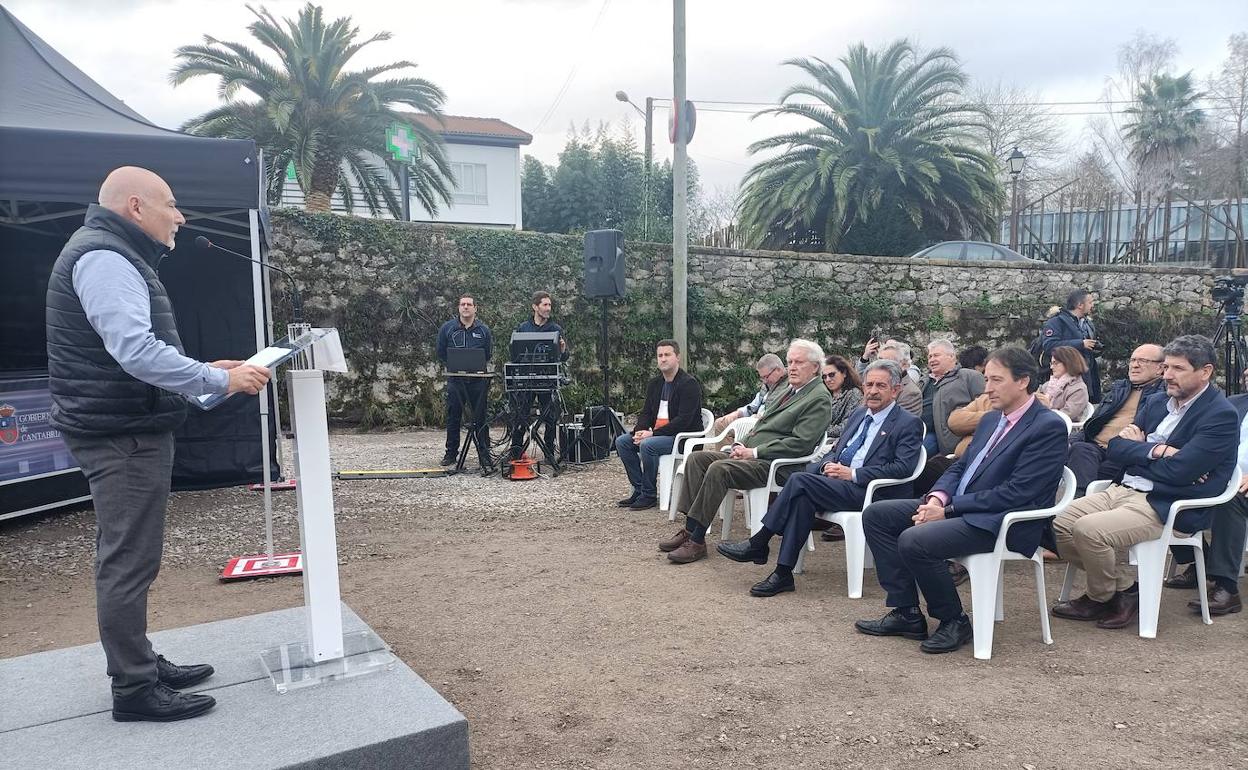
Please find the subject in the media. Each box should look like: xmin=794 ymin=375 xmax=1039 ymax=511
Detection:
xmin=717 ymin=360 xmax=924 ymax=596
xmin=1052 ymin=335 xmax=1239 ymax=629
xmin=855 ymin=347 xmax=1068 ymax=654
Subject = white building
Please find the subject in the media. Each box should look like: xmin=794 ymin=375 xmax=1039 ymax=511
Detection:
xmin=279 ymin=114 xmax=532 ymax=230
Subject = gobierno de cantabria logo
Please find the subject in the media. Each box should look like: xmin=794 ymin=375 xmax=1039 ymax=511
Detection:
xmin=0 ymin=404 xmax=19 ymax=445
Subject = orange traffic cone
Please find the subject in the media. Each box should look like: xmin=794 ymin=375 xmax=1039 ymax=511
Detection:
xmin=509 ymin=454 xmax=539 ymax=481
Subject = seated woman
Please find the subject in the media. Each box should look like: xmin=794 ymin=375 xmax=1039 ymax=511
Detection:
xmin=823 ymin=354 xmax=863 ymax=439
xmin=1042 ymin=345 xmax=1090 ymax=421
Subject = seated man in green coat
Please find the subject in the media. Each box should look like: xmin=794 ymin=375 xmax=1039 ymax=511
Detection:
xmin=661 ymin=339 xmax=833 ymax=563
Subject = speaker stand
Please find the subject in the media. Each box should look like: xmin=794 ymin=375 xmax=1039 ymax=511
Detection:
xmin=599 ymin=297 xmax=611 ymax=417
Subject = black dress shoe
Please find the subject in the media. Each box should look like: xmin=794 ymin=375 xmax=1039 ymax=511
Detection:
xmin=716 ymin=539 xmax=769 ymax=564
xmin=156 ymin=654 xmax=214 ymax=689
xmin=749 ymin=571 xmax=795 ymax=597
xmin=629 ymin=496 xmax=658 ymax=510
xmin=1163 ymin=564 xmax=1199 ymax=589
xmin=948 ymin=561 xmax=969 ymax=586
xmin=854 ymin=608 xmax=929 ymax=640
xmin=479 ymin=463 xmax=497 ymax=478
xmin=617 ymin=492 xmax=640 ymax=507
xmin=112 ymin=682 xmax=216 ymax=722
xmin=440 ymin=451 xmax=457 ymax=466
xmin=920 ymin=615 xmax=973 ymax=654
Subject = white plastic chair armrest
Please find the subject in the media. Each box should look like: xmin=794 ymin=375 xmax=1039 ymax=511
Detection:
xmin=988 ymin=467 xmax=1077 ymax=561
xmin=862 ymin=446 xmax=928 ymax=508
xmin=1086 ymin=479 xmax=1113 ymax=496
xmin=1159 ymin=466 xmax=1242 ymax=539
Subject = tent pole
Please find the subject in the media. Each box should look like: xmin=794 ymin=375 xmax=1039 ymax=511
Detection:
xmin=250 ymin=209 xmax=276 ymax=565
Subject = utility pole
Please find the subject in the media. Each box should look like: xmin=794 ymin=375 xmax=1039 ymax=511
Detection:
xmin=644 ymin=96 xmax=653 ymax=241
xmin=672 ymin=0 xmax=688 ymax=359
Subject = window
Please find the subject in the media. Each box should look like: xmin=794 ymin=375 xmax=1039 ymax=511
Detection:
xmin=450 ymin=162 xmax=488 ymax=205
xmin=923 ymin=242 xmax=964 ymax=260
xmin=963 ymin=242 xmax=998 ymax=261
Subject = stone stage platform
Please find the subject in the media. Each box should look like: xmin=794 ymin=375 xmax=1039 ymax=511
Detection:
xmin=0 ymin=604 xmax=468 ymax=769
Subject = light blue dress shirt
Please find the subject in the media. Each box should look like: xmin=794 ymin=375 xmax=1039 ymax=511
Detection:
xmin=72 ymin=250 xmax=230 ymax=399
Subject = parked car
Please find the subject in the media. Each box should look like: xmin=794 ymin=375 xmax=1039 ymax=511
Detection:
xmin=910 ymin=241 xmax=1041 ymax=262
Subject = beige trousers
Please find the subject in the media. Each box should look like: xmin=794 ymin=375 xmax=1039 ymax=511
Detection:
xmin=1052 ymin=484 xmax=1183 ymax=602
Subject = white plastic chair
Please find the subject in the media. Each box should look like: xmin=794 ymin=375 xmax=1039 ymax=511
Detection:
xmin=666 ymin=416 xmax=757 ymax=523
xmin=1054 ymin=410 xmax=1074 ymax=436
xmin=1070 ymin=402 xmax=1096 ymax=432
xmin=797 ymin=446 xmax=928 ymax=596
xmin=1059 ymin=466 xmax=1242 ymax=638
xmin=953 ymin=466 xmax=1076 ymax=660
xmin=657 ymin=408 xmax=714 ymax=513
xmin=716 ymin=437 xmax=834 ymax=538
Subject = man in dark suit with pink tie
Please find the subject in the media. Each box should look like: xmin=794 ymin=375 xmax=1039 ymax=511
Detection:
xmin=854 ymin=347 xmax=1068 ymax=654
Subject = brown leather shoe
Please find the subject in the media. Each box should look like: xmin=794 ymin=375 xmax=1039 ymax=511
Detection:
xmin=1163 ymin=564 xmax=1199 ymax=590
xmin=1095 ymin=591 xmax=1139 ymax=629
xmin=948 ymin=561 xmax=969 ymax=586
xmin=1052 ymin=593 xmax=1111 ymax=621
xmin=667 ymin=539 xmax=707 ymax=564
xmin=820 ymin=523 xmax=845 ymax=542
xmin=1188 ymin=586 xmax=1243 ymax=616
xmin=658 ymin=528 xmax=689 ymax=553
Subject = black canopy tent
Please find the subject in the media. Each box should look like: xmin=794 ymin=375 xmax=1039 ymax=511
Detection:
xmin=0 ymin=5 xmax=279 ymax=517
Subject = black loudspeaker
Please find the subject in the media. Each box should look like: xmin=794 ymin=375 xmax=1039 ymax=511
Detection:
xmin=583 ymin=229 xmax=626 ymax=298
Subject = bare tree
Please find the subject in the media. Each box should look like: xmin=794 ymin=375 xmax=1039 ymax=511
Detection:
xmin=1206 ymin=33 xmax=1248 ymax=263
xmin=969 ymin=81 xmax=1067 ymax=170
xmin=1086 ymin=30 xmax=1179 ymax=195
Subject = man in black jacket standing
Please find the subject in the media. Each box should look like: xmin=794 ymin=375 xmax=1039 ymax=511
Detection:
xmin=509 ymin=290 xmax=568 ymax=461
xmin=615 ymin=339 xmax=703 ymax=510
xmin=1066 ymin=343 xmax=1165 ymax=495
xmin=1042 ymin=288 xmax=1103 ymax=402
xmin=47 ymin=167 xmax=270 ymax=722
xmin=436 ymin=294 xmax=494 ymax=468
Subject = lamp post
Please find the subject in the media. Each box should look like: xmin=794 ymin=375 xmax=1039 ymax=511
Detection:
xmin=1008 ymin=146 xmax=1025 ymax=252
xmin=615 ymin=90 xmax=654 ymax=240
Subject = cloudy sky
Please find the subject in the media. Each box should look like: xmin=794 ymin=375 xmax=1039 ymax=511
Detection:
xmin=6 ymin=0 xmax=1245 ymax=192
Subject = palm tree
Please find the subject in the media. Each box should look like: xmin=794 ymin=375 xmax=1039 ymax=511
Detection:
xmin=171 ymin=3 xmax=453 ymax=217
xmin=1123 ymin=73 xmax=1205 ymax=260
xmin=738 ymin=41 xmax=1002 ymax=255
xmin=1123 ymin=72 xmax=1205 ymax=181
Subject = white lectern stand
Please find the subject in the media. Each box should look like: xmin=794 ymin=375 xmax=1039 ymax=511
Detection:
xmin=236 ymin=327 xmax=395 ymax=693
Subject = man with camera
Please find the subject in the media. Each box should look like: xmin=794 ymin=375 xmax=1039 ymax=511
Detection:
xmin=1042 ymin=288 xmax=1102 ymax=403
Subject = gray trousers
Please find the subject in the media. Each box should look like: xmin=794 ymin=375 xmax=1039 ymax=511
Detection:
xmin=64 ymin=431 xmax=175 ymax=697
xmin=677 ymin=450 xmax=771 ymax=528
xmin=1171 ymin=493 xmax=1248 ymax=582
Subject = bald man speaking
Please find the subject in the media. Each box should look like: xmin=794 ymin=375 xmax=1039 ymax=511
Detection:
xmin=46 ymin=167 xmax=269 ymax=722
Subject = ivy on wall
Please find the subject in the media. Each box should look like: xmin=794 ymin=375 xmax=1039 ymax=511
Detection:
xmin=269 ymin=210 xmax=1217 ymax=428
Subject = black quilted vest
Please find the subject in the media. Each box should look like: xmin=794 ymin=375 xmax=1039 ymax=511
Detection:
xmin=46 ymin=204 xmax=188 ymax=437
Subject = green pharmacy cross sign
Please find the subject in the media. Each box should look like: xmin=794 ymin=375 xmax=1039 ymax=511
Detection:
xmin=385 ymin=123 xmax=419 ymax=162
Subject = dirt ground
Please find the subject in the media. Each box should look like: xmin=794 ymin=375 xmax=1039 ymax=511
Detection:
xmin=2 ymin=429 xmax=1246 ymax=769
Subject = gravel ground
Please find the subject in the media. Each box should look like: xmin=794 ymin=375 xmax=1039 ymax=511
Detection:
xmin=3 ymin=429 xmax=1247 ymax=769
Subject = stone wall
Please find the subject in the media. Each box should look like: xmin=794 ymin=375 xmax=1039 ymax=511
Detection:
xmin=267 ymin=210 xmax=1217 ymax=426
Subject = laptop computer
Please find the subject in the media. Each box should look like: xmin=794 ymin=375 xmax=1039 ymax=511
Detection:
xmin=447 ymin=347 xmax=488 ymax=373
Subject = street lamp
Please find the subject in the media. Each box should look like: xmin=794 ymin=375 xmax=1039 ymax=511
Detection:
xmin=615 ymin=90 xmax=654 ymax=240
xmin=1008 ymin=146 xmax=1026 ymax=252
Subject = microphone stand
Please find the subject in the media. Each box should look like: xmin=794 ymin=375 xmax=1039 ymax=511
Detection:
xmin=196 ymin=235 xmax=305 ymax=569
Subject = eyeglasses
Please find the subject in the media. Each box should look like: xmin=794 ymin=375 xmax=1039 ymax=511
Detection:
xmin=1129 ymin=358 xmax=1164 ymax=365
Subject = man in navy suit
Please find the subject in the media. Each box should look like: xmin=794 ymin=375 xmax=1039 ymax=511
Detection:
xmin=1052 ymin=335 xmax=1239 ymax=629
xmin=717 ymin=360 xmax=923 ymax=596
xmin=855 ymin=347 xmax=1068 ymax=654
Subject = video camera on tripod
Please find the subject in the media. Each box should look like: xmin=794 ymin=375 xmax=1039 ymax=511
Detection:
xmin=1212 ymin=273 xmax=1248 ymax=394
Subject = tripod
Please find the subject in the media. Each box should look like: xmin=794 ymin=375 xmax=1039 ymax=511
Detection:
xmin=1212 ymin=299 xmax=1248 ymax=395
xmin=505 ymin=388 xmax=565 ymax=477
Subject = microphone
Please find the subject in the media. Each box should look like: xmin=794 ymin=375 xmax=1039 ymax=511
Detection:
xmin=195 ymin=235 xmax=304 ymax=324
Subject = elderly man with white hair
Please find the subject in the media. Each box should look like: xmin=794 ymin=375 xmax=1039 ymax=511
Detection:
xmin=919 ymin=339 xmax=984 ymax=456
xmin=660 ymin=339 xmax=833 ymax=564
xmin=877 ymin=341 xmax=923 ymax=418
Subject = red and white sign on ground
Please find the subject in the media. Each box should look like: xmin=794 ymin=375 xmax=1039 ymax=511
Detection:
xmin=220 ymin=552 xmax=303 ymax=581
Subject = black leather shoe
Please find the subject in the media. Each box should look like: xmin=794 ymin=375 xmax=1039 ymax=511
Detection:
xmin=479 ymin=463 xmax=497 ymax=478
xmin=156 ymin=655 xmax=214 ymax=689
xmin=617 ymin=492 xmax=640 ymax=507
xmin=629 ymin=496 xmax=658 ymax=510
xmin=112 ymin=682 xmax=216 ymax=722
xmin=854 ymin=608 xmax=929 ymax=640
xmin=440 ymin=451 xmax=457 ymax=466
xmin=1163 ymin=564 xmax=1199 ymax=589
xmin=716 ymin=539 xmax=769 ymax=565
xmin=749 ymin=571 xmax=795 ymax=597
xmin=920 ymin=615 xmax=973 ymax=654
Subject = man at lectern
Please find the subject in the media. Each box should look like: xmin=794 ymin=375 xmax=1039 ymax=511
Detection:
xmin=46 ymin=167 xmax=271 ymax=722
xmin=510 ymin=290 xmax=569 ymax=460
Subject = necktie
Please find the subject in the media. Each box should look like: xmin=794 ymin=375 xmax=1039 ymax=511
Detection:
xmin=775 ymin=387 xmax=796 ymax=409
xmin=956 ymin=415 xmax=1009 ymax=495
xmin=838 ymin=414 xmax=874 ymax=467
